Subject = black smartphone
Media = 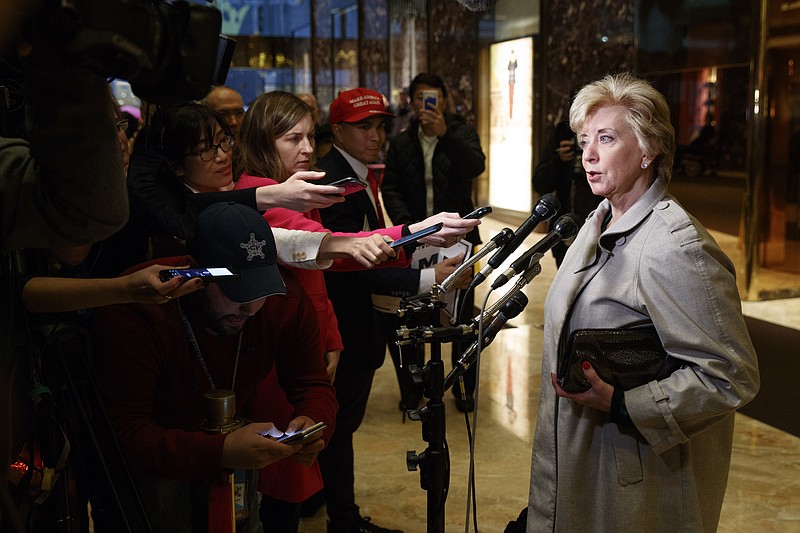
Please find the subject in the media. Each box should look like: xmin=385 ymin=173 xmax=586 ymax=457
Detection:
xmin=390 ymin=222 xmax=444 ymax=249
xmin=158 ymin=267 xmax=241 ymax=283
xmin=275 ymin=421 xmax=327 ymax=444
xmin=328 ymin=177 xmax=367 ymax=196
xmin=463 ymin=206 xmax=492 ymax=219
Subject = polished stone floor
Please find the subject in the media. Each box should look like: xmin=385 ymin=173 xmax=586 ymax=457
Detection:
xmin=298 ymin=215 xmax=800 ymax=533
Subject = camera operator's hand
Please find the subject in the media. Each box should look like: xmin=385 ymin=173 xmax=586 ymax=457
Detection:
xmin=255 ymin=171 xmax=345 ymax=212
xmin=556 ymin=139 xmax=576 ymax=162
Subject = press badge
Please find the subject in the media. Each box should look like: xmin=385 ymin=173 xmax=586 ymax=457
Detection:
xmin=234 ymin=469 xmax=249 ymax=521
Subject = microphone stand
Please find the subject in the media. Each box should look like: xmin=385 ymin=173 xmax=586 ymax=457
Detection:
xmin=398 ymin=251 xmax=545 ymax=532
xmin=470 ymin=253 xmax=544 ymax=328
xmin=399 ymin=284 xmax=466 ymax=533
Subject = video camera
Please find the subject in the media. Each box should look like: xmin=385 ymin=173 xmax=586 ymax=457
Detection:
xmin=35 ymin=0 xmax=226 ymax=104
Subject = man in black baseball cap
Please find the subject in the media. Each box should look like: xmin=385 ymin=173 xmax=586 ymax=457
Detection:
xmin=91 ymin=202 xmax=337 ymax=532
xmin=189 ymin=201 xmax=286 ymax=303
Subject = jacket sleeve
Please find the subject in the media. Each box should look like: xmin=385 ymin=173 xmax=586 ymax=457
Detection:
xmin=437 ymin=117 xmax=486 ymax=181
xmin=625 ymin=213 xmax=760 ymax=454
xmin=381 ymin=141 xmax=417 ymax=225
xmin=532 ymin=140 xmax=563 ymax=194
xmin=1 ymin=58 xmax=128 ymax=251
xmin=273 ymin=277 xmax=338 ymax=443
xmin=128 ymin=148 xmax=258 ymax=240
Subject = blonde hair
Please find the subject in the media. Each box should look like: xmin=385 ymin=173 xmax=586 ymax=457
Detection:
xmin=569 ymin=73 xmax=675 ymax=183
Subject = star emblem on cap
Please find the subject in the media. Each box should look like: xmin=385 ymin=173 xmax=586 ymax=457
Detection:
xmin=240 ymin=232 xmax=266 ymax=261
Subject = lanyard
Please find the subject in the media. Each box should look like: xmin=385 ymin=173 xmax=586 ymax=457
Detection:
xmin=177 ymin=300 xmax=243 ymax=391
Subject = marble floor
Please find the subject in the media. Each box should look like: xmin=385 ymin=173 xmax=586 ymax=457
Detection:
xmin=298 ymin=215 xmax=800 ymax=533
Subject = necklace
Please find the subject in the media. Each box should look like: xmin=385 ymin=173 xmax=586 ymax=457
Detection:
xmin=177 ymin=300 xmax=243 ymax=391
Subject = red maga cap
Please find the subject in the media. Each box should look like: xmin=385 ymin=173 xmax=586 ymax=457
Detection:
xmin=329 ymin=88 xmax=395 ymax=124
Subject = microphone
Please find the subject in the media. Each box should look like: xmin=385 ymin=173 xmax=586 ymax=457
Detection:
xmin=491 ymin=213 xmax=581 ymax=289
xmin=469 ymin=194 xmax=560 ymax=290
xmin=438 ymin=228 xmax=513 ymax=292
xmin=443 ymin=292 xmax=529 ymax=391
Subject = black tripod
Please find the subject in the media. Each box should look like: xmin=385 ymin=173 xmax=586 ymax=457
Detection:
xmin=398 ymin=287 xmax=476 ymax=533
xmin=16 ymin=321 xmax=154 ymax=533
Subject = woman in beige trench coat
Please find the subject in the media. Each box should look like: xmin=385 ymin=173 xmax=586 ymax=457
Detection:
xmin=527 ymin=74 xmax=760 ymax=533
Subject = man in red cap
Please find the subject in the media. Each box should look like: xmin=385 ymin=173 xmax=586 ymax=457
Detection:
xmin=314 ymin=88 xmax=407 ymax=533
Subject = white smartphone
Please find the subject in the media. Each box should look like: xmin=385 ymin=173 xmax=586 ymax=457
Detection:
xmin=422 ymin=89 xmax=438 ymax=111
xmin=274 ymin=421 xmax=327 ymax=444
xmin=158 ymin=267 xmax=241 ymax=283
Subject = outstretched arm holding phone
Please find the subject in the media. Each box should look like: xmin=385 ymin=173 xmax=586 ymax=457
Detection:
xmin=22 ymin=264 xmax=205 ymax=313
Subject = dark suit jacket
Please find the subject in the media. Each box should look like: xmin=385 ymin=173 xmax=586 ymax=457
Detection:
xmin=381 ymin=113 xmax=485 ymax=245
xmin=317 ymin=148 xmax=421 ymax=370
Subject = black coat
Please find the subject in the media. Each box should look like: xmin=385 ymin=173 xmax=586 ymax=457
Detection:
xmin=382 ymin=114 xmax=485 ymax=245
xmin=317 ymin=148 xmax=421 ymax=370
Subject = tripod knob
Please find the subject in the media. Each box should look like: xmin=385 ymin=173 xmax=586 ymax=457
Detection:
xmin=409 ymin=364 xmax=425 ymax=386
xmin=406 ymin=404 xmax=426 ymax=422
xmin=406 ymin=449 xmax=427 ymax=471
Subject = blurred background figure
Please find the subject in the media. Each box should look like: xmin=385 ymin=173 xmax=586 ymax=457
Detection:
xmin=533 ymin=119 xmax=602 ymax=267
xmin=297 ymin=92 xmax=322 ymax=126
xmin=382 ymin=72 xmax=486 ymax=413
xmin=203 ymin=85 xmax=245 ymax=142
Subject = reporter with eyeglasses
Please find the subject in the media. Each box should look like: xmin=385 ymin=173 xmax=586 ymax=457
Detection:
xmin=126 ymin=101 xmax=390 ymax=270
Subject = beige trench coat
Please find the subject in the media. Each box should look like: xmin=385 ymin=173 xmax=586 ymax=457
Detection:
xmin=527 ymin=179 xmax=760 ymax=533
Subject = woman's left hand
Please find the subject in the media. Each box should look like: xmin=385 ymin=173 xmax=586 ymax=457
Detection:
xmin=550 ymin=362 xmax=614 ymax=413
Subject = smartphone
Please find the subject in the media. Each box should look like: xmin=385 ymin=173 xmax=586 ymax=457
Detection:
xmin=275 ymin=421 xmax=327 ymax=444
xmin=390 ymin=222 xmax=444 ymax=249
xmin=158 ymin=267 xmax=241 ymax=283
xmin=422 ymin=89 xmax=438 ymax=111
xmin=328 ymin=176 xmax=367 ymax=196
xmin=463 ymin=206 xmax=492 ymax=220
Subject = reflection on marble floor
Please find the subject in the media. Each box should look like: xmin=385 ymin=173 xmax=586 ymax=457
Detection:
xmin=298 ymin=216 xmax=800 ymax=533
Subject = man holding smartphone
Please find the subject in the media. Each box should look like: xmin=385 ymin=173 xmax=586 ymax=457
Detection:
xmin=382 ymin=73 xmax=487 ymax=413
xmin=315 ymin=88 xmax=476 ymax=533
xmin=90 ymin=203 xmax=337 ymax=532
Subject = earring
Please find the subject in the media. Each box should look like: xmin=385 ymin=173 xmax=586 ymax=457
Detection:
xmin=641 ymin=162 xmax=648 ymax=169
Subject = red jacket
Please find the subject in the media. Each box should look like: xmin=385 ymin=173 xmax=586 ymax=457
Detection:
xmin=91 ymin=258 xmax=337 ymax=480
xmin=234 ymin=173 xmax=411 ymax=501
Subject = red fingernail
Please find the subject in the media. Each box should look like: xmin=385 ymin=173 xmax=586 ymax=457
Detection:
xmin=582 ymin=361 xmax=590 ymax=370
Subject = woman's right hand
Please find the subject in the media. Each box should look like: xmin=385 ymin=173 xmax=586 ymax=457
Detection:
xmin=257 ymin=171 xmax=346 ymax=212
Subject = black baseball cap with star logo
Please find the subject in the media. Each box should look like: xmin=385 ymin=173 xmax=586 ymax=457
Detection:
xmin=189 ymin=202 xmax=286 ymax=302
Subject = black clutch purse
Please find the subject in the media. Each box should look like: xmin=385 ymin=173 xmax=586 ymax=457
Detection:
xmin=556 ymin=326 xmax=683 ymax=393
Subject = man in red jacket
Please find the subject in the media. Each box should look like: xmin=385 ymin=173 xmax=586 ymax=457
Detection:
xmin=91 ymin=202 xmax=337 ymax=533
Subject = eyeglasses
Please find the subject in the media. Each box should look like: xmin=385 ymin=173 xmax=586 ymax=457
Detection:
xmin=188 ymin=135 xmax=235 ymax=162
xmin=115 ymin=118 xmax=130 ymax=133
